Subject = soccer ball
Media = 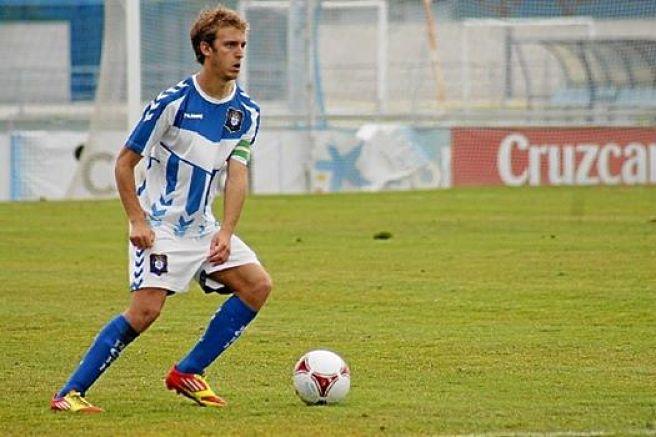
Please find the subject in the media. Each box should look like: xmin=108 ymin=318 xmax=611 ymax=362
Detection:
xmin=293 ymin=350 xmax=350 ymax=405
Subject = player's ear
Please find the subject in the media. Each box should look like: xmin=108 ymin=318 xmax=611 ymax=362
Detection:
xmin=200 ymin=40 xmax=214 ymax=58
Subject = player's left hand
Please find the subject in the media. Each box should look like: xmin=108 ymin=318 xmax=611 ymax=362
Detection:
xmin=208 ymin=229 xmax=232 ymax=265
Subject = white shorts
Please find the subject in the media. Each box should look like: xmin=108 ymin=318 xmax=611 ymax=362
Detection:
xmin=128 ymin=227 xmax=260 ymax=294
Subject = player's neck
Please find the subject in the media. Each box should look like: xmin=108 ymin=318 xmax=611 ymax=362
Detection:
xmin=195 ymin=71 xmax=235 ymax=101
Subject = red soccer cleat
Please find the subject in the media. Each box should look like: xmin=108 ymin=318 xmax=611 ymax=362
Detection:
xmin=165 ymin=366 xmax=227 ymax=408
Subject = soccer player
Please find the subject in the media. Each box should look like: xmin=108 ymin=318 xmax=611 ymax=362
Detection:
xmin=50 ymin=6 xmax=271 ymax=413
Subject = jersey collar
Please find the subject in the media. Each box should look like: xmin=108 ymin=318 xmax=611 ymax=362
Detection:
xmin=192 ymin=74 xmax=236 ymax=104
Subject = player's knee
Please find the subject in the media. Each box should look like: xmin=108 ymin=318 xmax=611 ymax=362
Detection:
xmin=254 ymin=273 xmax=273 ymax=301
xmin=140 ymin=305 xmax=162 ymax=324
xmin=126 ymin=304 xmax=162 ymax=332
xmin=238 ymin=273 xmax=272 ymax=309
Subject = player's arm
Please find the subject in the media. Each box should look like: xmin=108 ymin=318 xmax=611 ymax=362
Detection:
xmin=117 ymin=89 xmax=179 ymax=249
xmin=115 ymin=147 xmax=155 ymax=249
xmin=208 ymin=159 xmax=248 ymax=265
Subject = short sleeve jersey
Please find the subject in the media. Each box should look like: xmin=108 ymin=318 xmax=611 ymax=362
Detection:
xmin=125 ymin=74 xmax=260 ymax=237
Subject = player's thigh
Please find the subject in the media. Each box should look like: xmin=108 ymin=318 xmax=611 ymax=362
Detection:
xmin=210 ymin=263 xmax=272 ymax=309
xmin=129 ymin=287 xmax=168 ymax=312
xmin=209 ymin=263 xmax=271 ymax=292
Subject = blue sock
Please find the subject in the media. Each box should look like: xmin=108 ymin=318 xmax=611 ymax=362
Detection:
xmin=177 ymin=295 xmax=257 ymax=374
xmin=57 ymin=315 xmax=139 ymax=397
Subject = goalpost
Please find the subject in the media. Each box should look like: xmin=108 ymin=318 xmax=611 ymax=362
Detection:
xmin=126 ymin=0 xmax=141 ymax=131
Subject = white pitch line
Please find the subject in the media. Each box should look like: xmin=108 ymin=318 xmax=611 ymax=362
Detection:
xmin=450 ymin=430 xmax=656 ymax=437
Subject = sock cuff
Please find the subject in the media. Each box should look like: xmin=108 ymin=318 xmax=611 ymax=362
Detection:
xmin=224 ymin=295 xmax=258 ymax=319
xmin=114 ymin=314 xmax=139 ymax=343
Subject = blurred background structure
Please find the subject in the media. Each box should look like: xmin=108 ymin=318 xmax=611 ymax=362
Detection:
xmin=1 ymin=0 xmax=656 ymax=200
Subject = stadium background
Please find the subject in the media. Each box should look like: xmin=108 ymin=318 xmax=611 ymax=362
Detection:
xmin=1 ymin=0 xmax=655 ymax=199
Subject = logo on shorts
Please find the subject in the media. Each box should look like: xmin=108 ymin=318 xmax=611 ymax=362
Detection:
xmin=150 ymin=254 xmax=168 ymax=276
xmin=225 ymin=108 xmax=243 ymax=132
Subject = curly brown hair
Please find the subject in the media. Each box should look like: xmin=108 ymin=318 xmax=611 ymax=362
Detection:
xmin=190 ymin=5 xmax=248 ymax=65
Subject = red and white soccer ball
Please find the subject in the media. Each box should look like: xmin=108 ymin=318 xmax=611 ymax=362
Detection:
xmin=293 ymin=350 xmax=350 ymax=405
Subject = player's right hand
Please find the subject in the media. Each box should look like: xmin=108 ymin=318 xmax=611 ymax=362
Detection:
xmin=129 ymin=218 xmax=155 ymax=249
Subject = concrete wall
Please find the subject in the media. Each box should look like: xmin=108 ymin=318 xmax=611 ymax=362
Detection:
xmin=0 ymin=23 xmax=70 ymax=104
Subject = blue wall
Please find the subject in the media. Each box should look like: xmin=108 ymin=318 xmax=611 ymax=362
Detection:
xmin=0 ymin=0 xmax=103 ymax=100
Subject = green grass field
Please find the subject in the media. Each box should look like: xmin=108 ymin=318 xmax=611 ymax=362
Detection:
xmin=0 ymin=187 xmax=654 ymax=435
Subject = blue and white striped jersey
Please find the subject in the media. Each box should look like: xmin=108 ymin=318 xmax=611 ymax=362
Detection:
xmin=125 ymin=74 xmax=260 ymax=237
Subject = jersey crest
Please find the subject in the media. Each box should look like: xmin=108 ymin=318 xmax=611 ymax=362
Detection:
xmin=225 ymin=107 xmax=243 ymax=132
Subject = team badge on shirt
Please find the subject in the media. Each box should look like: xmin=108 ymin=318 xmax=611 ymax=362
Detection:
xmin=225 ymin=108 xmax=243 ymax=132
xmin=150 ymin=254 xmax=168 ymax=276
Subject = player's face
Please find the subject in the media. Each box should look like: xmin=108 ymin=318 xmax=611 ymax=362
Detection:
xmin=205 ymin=27 xmax=246 ymax=82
